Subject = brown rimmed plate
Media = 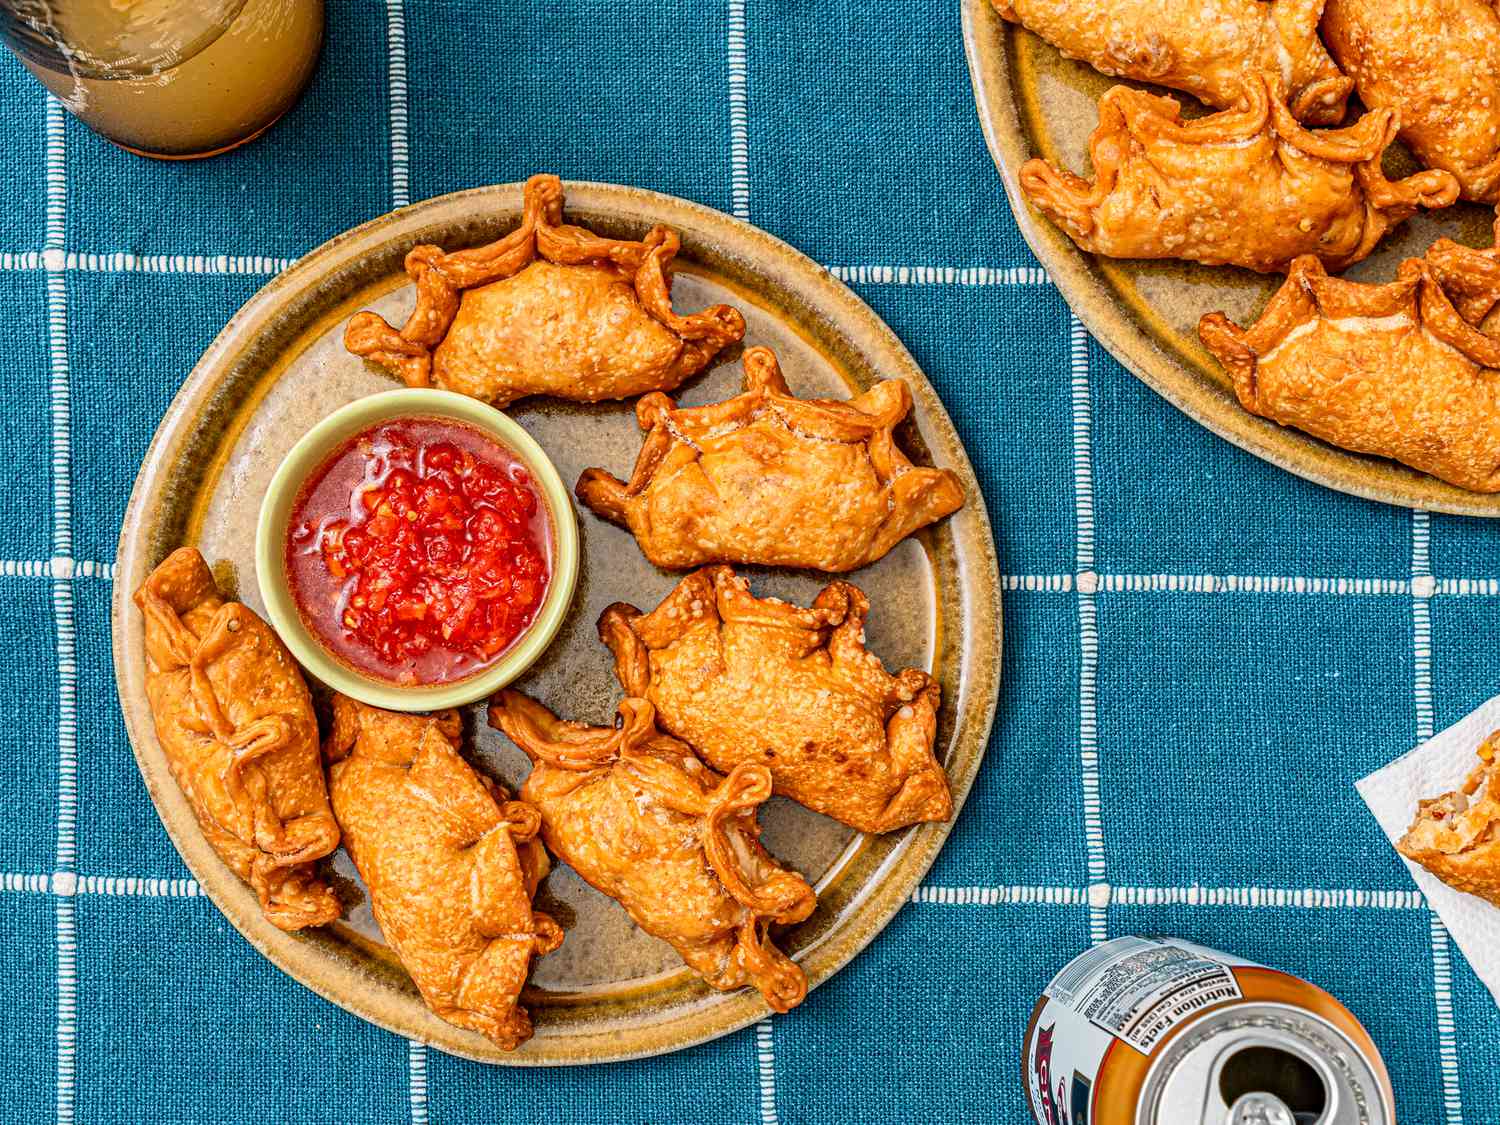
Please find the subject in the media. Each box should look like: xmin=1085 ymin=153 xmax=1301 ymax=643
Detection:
xmin=962 ymin=0 xmax=1500 ymax=516
xmin=111 ymin=181 xmax=1002 ymax=1064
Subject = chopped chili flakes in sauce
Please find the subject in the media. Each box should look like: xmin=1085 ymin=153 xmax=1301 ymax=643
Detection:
xmin=287 ymin=417 xmax=551 ymax=685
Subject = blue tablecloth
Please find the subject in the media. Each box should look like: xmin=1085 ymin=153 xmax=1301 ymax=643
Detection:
xmin=1 ymin=1 xmax=1493 ymax=1121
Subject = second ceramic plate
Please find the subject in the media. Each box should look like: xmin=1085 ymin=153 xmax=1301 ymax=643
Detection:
xmin=112 ymin=181 xmax=1002 ymax=1064
xmin=963 ymin=0 xmax=1500 ymax=516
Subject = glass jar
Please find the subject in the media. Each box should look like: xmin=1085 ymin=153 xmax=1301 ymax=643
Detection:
xmin=1 ymin=0 xmax=325 ymax=159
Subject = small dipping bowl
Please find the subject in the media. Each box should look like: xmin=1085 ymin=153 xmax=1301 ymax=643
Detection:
xmin=255 ymin=388 xmax=578 ymax=711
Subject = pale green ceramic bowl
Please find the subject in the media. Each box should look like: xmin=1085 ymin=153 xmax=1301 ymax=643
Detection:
xmin=254 ymin=388 xmax=579 ymax=711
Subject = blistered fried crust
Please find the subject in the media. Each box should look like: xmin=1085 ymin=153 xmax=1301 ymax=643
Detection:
xmin=1426 ymin=212 xmax=1500 ymax=328
xmin=325 ymin=697 xmax=560 ymax=1050
xmin=133 ymin=548 xmax=339 ymax=931
xmin=575 ymin=346 xmax=965 ymax=572
xmin=344 ymin=174 xmax=746 ymax=407
xmin=598 ymin=567 xmax=951 ymax=834
xmin=1399 ymin=732 xmax=1500 ymax=907
xmin=1322 ymin=0 xmax=1500 ymax=204
xmin=1199 ymin=245 xmax=1500 ymax=492
xmin=490 ymin=693 xmax=816 ymax=1012
xmin=1020 ymin=77 xmax=1458 ymax=274
xmin=990 ymin=0 xmax=1352 ymax=124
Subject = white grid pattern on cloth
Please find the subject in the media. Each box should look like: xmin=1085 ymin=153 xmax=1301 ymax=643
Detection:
xmin=0 ymin=251 xmax=297 ymax=274
xmin=0 ymin=875 xmax=1443 ymax=911
xmin=829 ymin=264 xmax=1051 ymax=286
xmin=0 ymin=255 xmax=1050 ymax=285
xmin=43 ymin=561 xmax=1500 ymax=598
xmin=16 ymin=17 xmax=1472 ymax=1120
xmin=406 ymin=1039 xmax=428 ymax=1125
xmin=42 ymin=91 xmax=79 ymax=1125
xmin=755 ymin=1018 xmax=778 ymax=1125
xmin=377 ymin=4 xmax=426 ymax=1113
xmin=1068 ymin=314 xmax=1108 ymax=945
xmin=727 ymin=14 xmax=781 ymax=1110
xmin=385 ymin=0 xmax=411 ymax=211
xmin=1412 ymin=512 xmax=1465 ymax=1125
xmin=727 ymin=0 xmax=750 ymax=221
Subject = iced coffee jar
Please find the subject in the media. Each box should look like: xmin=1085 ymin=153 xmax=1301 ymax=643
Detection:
xmin=1 ymin=0 xmax=324 ymax=159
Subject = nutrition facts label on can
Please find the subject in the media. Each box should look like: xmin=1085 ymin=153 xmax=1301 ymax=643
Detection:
xmin=1045 ymin=937 xmax=1246 ymax=1053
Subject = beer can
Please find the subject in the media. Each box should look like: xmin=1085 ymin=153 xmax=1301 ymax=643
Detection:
xmin=1023 ymin=936 xmax=1396 ymax=1125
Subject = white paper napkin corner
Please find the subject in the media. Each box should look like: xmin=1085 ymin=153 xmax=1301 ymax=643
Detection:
xmin=1358 ymin=691 xmax=1500 ymax=1007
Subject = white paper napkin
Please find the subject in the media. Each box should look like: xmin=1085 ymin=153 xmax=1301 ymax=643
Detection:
xmin=1357 ymin=692 xmax=1500 ymax=1007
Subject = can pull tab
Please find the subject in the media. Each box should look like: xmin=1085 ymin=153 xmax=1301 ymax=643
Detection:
xmin=1225 ymin=1092 xmax=1298 ymax=1125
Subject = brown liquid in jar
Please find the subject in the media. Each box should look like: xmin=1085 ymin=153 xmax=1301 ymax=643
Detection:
xmin=18 ymin=0 xmax=324 ymax=159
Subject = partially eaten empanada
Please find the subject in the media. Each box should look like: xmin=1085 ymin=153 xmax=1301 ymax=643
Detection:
xmin=326 ymin=697 xmax=560 ymax=1050
xmin=991 ymin=0 xmax=1352 ymax=124
xmin=1399 ymin=732 xmax=1500 ymax=908
xmin=1021 ymin=78 xmax=1458 ymax=274
xmin=1199 ymin=252 xmax=1500 ymax=492
xmin=490 ymin=692 xmax=816 ymax=1012
xmin=345 ymin=174 xmax=745 ymax=407
xmin=599 ymin=566 xmax=951 ymax=834
xmin=1322 ymin=0 xmax=1500 ymax=203
xmin=576 ymin=346 xmax=965 ymax=572
xmin=135 ymin=547 xmax=339 ymax=931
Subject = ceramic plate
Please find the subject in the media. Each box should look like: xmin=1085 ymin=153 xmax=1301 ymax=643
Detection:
xmin=962 ymin=0 xmax=1500 ymax=516
xmin=111 ymin=181 xmax=1002 ymax=1064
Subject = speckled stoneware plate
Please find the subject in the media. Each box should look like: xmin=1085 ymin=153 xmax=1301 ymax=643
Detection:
xmin=111 ymin=182 xmax=1001 ymax=1064
xmin=962 ymin=0 xmax=1500 ymax=516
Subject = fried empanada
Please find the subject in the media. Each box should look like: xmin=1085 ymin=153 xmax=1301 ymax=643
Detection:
xmin=490 ymin=692 xmax=816 ymax=1012
xmin=575 ymin=346 xmax=965 ymax=572
xmin=325 ymin=696 xmax=561 ymax=1050
xmin=599 ymin=566 xmax=951 ymax=834
xmin=1020 ymin=78 xmax=1458 ymax=274
xmin=134 ymin=547 xmax=339 ymax=931
xmin=1322 ymin=0 xmax=1500 ymax=203
xmin=1199 ymin=252 xmax=1500 ymax=492
xmin=990 ymin=0 xmax=1352 ymax=124
xmin=345 ymin=174 xmax=745 ymax=407
xmin=1399 ymin=732 xmax=1500 ymax=907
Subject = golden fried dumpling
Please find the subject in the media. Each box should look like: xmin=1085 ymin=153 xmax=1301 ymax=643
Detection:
xmin=1399 ymin=732 xmax=1500 ymax=907
xmin=599 ymin=566 xmax=951 ymax=834
xmin=345 ymin=174 xmax=745 ymax=407
xmin=134 ymin=547 xmax=339 ymax=931
xmin=1199 ymin=251 xmax=1500 ymax=492
xmin=1020 ymin=78 xmax=1458 ymax=274
xmin=576 ymin=346 xmax=965 ymax=572
xmin=325 ymin=697 xmax=561 ymax=1050
xmin=490 ymin=692 xmax=816 ymax=1012
xmin=991 ymin=0 xmax=1352 ymax=124
xmin=1322 ymin=0 xmax=1500 ymax=203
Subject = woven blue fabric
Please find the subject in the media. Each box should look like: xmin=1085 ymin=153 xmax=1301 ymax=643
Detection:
xmin=1 ymin=0 xmax=1495 ymax=1121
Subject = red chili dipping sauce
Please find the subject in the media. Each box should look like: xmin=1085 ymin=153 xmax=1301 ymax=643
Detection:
xmin=286 ymin=416 xmax=552 ymax=685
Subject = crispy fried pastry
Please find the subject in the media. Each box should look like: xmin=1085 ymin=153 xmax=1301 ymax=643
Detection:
xmin=134 ymin=547 xmax=339 ymax=931
xmin=344 ymin=174 xmax=745 ymax=407
xmin=1425 ymin=211 xmax=1500 ymax=327
xmin=490 ymin=692 xmax=817 ymax=1012
xmin=575 ymin=346 xmax=965 ymax=572
xmin=1199 ymin=250 xmax=1500 ymax=492
xmin=990 ymin=0 xmax=1352 ymax=124
xmin=1020 ymin=78 xmax=1459 ymax=274
xmin=599 ymin=566 xmax=951 ymax=834
xmin=1322 ymin=0 xmax=1500 ymax=203
xmin=325 ymin=697 xmax=561 ymax=1049
xmin=1399 ymin=731 xmax=1500 ymax=908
